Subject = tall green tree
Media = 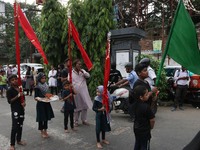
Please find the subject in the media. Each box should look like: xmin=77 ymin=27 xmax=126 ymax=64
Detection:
xmin=66 ymin=0 xmax=116 ymax=96
xmin=0 ymin=2 xmax=39 ymax=64
xmin=40 ymin=0 xmax=66 ymax=66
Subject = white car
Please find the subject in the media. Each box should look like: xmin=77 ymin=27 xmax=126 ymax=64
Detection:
xmin=20 ymin=63 xmax=44 ymax=73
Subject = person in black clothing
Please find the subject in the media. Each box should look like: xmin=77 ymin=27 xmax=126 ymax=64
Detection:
xmin=133 ymin=63 xmax=158 ymax=114
xmin=34 ymin=73 xmax=54 ymax=138
xmin=61 ymin=80 xmax=77 ymax=133
xmin=109 ymin=62 xmax=122 ymax=84
xmin=57 ymin=64 xmax=64 ymax=95
xmin=133 ymin=85 xmax=155 ymax=150
xmin=93 ymin=85 xmax=111 ymax=149
xmin=60 ymin=58 xmax=70 ymax=113
xmin=6 ymin=74 xmax=26 ymax=150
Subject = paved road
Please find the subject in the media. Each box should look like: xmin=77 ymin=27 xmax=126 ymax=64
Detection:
xmin=0 ymin=95 xmax=200 ymax=150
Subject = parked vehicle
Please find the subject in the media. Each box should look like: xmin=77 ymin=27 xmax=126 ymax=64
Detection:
xmin=20 ymin=63 xmax=44 ymax=73
xmin=164 ymin=65 xmax=200 ymax=107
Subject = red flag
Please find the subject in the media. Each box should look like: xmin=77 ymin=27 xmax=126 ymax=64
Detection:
xmin=16 ymin=4 xmax=48 ymax=64
xmin=102 ymin=33 xmax=111 ymax=113
xmin=14 ymin=3 xmax=24 ymax=104
xmin=68 ymin=19 xmax=93 ymax=71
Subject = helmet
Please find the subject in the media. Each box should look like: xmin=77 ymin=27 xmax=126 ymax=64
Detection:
xmin=139 ymin=58 xmax=150 ymax=66
xmin=125 ymin=62 xmax=133 ymax=68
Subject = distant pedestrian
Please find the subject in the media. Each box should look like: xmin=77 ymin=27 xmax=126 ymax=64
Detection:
xmin=132 ymin=85 xmax=155 ymax=150
xmin=48 ymin=65 xmax=57 ymax=95
xmin=34 ymin=73 xmax=54 ymax=138
xmin=25 ymin=66 xmax=33 ymax=96
xmin=0 ymin=70 xmax=8 ymax=98
xmin=12 ymin=65 xmax=18 ymax=75
xmin=93 ymin=85 xmax=111 ymax=149
xmin=109 ymin=62 xmax=122 ymax=84
xmin=61 ymin=80 xmax=77 ymax=133
xmin=171 ymin=66 xmax=189 ymax=111
xmin=6 ymin=74 xmax=26 ymax=150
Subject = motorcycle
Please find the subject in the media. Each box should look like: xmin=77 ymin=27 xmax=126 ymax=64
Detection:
xmin=109 ymin=85 xmax=130 ymax=114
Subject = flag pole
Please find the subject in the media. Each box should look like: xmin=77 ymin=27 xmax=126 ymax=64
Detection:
xmin=156 ymin=0 xmax=182 ymax=86
xmin=14 ymin=1 xmax=24 ymax=104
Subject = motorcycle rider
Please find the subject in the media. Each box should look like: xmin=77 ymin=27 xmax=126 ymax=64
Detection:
xmin=111 ymin=62 xmax=138 ymax=90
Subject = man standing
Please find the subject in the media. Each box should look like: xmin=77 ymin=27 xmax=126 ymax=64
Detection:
xmin=6 ymin=75 xmax=26 ymax=150
xmin=171 ymin=66 xmax=189 ymax=111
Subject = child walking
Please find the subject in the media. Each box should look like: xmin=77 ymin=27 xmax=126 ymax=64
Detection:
xmin=61 ymin=80 xmax=77 ymax=133
xmin=92 ymin=85 xmax=111 ymax=149
xmin=133 ymin=85 xmax=155 ymax=150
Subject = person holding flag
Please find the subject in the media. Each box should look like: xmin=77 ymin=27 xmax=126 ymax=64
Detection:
xmin=93 ymin=85 xmax=111 ymax=149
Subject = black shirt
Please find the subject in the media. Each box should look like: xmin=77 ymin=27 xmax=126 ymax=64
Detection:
xmin=61 ymin=68 xmax=68 ymax=79
xmin=62 ymin=89 xmax=76 ymax=111
xmin=134 ymin=100 xmax=155 ymax=138
xmin=6 ymin=87 xmax=24 ymax=112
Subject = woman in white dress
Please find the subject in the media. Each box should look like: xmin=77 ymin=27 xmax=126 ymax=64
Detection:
xmin=48 ymin=65 xmax=57 ymax=95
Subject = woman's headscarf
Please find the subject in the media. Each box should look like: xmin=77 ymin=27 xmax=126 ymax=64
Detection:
xmin=95 ymin=85 xmax=113 ymax=103
xmin=36 ymin=72 xmax=49 ymax=96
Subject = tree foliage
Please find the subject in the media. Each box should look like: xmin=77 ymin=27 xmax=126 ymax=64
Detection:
xmin=65 ymin=0 xmax=116 ymax=97
xmin=0 ymin=2 xmax=40 ymax=64
xmin=39 ymin=0 xmax=66 ymax=67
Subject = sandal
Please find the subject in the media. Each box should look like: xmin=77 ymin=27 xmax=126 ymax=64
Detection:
xmin=17 ymin=141 xmax=27 ymax=146
xmin=65 ymin=129 xmax=70 ymax=133
xmin=82 ymin=121 xmax=90 ymax=126
xmin=97 ymin=143 xmax=103 ymax=149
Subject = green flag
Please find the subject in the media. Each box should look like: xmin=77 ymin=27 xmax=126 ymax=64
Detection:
xmin=156 ymin=0 xmax=200 ymax=85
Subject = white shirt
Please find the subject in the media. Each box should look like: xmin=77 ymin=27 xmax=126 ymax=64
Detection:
xmin=145 ymin=66 xmax=156 ymax=86
xmin=174 ymin=69 xmax=189 ymax=85
xmin=12 ymin=67 xmax=18 ymax=75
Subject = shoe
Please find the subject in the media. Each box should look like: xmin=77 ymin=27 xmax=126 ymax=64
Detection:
xmin=179 ymin=107 xmax=184 ymax=110
xmin=97 ymin=143 xmax=103 ymax=149
xmin=17 ymin=141 xmax=27 ymax=146
xmin=1 ymin=96 xmax=5 ymax=98
xmin=171 ymin=107 xmax=176 ymax=111
xmin=102 ymin=140 xmax=109 ymax=145
xmin=82 ymin=121 xmax=90 ymax=126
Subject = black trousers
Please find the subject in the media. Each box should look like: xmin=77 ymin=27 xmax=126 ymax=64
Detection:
xmin=174 ymin=85 xmax=188 ymax=108
xmin=10 ymin=110 xmax=25 ymax=146
xmin=64 ymin=110 xmax=74 ymax=130
xmin=38 ymin=121 xmax=48 ymax=130
xmin=96 ymin=131 xmax=105 ymax=142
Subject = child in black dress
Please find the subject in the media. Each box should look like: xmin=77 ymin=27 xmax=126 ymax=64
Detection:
xmin=6 ymin=74 xmax=26 ymax=150
xmin=34 ymin=73 xmax=54 ymax=138
xmin=93 ymin=85 xmax=111 ymax=149
xmin=133 ymin=85 xmax=155 ymax=150
xmin=61 ymin=80 xmax=77 ymax=133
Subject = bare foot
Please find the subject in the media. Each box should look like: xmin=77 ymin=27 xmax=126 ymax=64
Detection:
xmin=71 ymin=128 xmax=78 ymax=131
xmin=96 ymin=142 xmax=103 ymax=149
xmin=65 ymin=129 xmax=70 ymax=133
xmin=102 ymin=140 xmax=109 ymax=145
xmin=10 ymin=145 xmax=15 ymax=150
xmin=17 ymin=141 xmax=27 ymax=146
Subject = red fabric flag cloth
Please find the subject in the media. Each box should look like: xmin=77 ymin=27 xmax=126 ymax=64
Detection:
xmin=14 ymin=3 xmax=24 ymax=104
xmin=103 ymin=39 xmax=111 ymax=113
xmin=68 ymin=19 xmax=93 ymax=71
xmin=16 ymin=4 xmax=48 ymax=64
